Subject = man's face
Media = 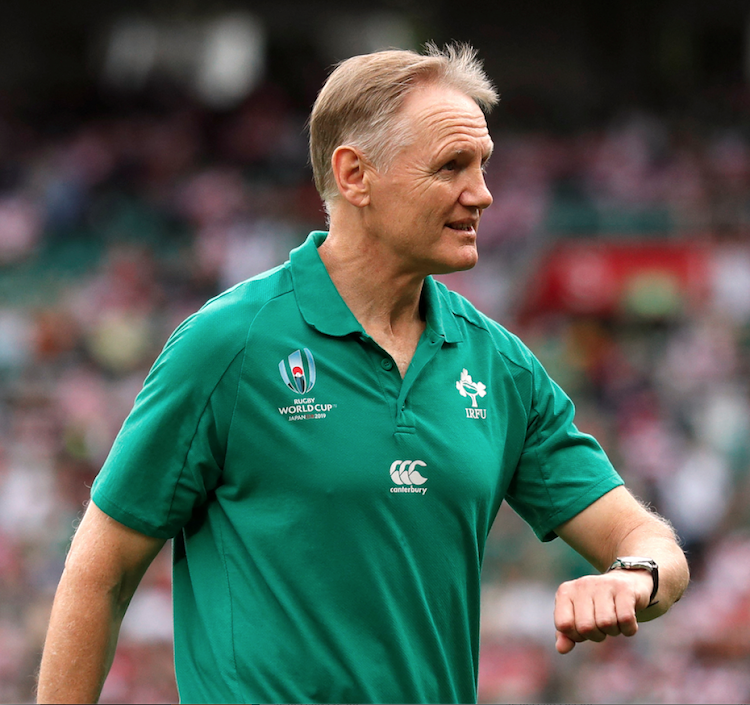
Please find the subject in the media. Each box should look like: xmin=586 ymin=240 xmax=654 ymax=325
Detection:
xmin=364 ymin=83 xmax=494 ymax=276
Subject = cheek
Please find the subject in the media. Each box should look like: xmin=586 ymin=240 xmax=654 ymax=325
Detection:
xmin=379 ymin=179 xmax=454 ymax=231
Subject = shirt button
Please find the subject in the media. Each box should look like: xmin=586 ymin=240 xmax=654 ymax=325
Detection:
xmin=381 ymin=358 xmax=393 ymax=371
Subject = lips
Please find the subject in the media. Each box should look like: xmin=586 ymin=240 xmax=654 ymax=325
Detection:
xmin=446 ymin=221 xmax=477 ymax=233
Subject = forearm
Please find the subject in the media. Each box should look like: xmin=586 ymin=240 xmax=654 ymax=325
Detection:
xmin=611 ymin=517 xmax=690 ymax=620
xmin=553 ymin=487 xmax=689 ymax=653
xmin=556 ymin=487 xmax=690 ymax=619
xmin=38 ymin=502 xmax=166 ymax=702
xmin=37 ymin=566 xmax=126 ymax=704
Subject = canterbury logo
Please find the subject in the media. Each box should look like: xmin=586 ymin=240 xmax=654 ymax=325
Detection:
xmin=389 ymin=460 xmax=428 ymax=495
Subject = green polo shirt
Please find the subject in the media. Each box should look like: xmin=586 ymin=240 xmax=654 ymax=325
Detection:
xmin=92 ymin=230 xmax=622 ymax=704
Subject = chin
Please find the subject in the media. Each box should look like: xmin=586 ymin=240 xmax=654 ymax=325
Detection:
xmin=451 ymin=244 xmax=479 ymax=271
xmin=431 ymin=250 xmax=479 ymax=275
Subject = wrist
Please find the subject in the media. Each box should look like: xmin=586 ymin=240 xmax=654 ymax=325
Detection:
xmin=607 ymin=556 xmax=659 ymax=607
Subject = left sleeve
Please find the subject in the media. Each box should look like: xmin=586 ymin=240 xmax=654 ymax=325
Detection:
xmin=504 ymin=353 xmax=624 ymax=542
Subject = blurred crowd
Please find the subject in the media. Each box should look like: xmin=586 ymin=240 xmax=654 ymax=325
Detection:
xmin=2 ymin=83 xmax=750 ymax=703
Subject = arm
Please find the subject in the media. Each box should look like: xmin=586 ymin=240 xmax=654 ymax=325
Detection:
xmin=552 ymin=485 xmax=689 ymax=654
xmin=37 ymin=501 xmax=166 ymax=703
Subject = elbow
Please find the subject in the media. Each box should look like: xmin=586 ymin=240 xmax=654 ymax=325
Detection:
xmin=61 ymin=553 xmax=135 ymax=623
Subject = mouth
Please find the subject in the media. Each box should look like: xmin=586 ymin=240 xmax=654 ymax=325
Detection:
xmin=446 ymin=220 xmax=477 ymax=236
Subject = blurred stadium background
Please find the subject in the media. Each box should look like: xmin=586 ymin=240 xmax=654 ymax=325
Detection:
xmin=2 ymin=0 xmax=750 ymax=702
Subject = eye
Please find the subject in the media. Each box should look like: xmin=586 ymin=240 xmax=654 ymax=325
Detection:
xmin=441 ymin=160 xmax=458 ymax=172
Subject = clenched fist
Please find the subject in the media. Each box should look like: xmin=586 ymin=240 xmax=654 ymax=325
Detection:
xmin=554 ymin=569 xmax=654 ymax=654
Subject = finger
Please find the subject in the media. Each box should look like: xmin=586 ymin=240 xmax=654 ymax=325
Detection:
xmin=573 ymin=593 xmax=607 ymax=643
xmin=554 ymin=587 xmax=584 ymax=645
xmin=595 ymin=592 xmax=622 ymax=637
xmin=614 ymin=589 xmax=639 ymax=637
xmin=555 ymin=630 xmax=576 ymax=655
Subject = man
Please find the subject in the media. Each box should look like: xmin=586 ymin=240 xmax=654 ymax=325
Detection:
xmin=38 ymin=44 xmax=689 ymax=704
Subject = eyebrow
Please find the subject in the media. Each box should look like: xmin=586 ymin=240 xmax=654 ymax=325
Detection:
xmin=444 ymin=142 xmax=494 ymax=163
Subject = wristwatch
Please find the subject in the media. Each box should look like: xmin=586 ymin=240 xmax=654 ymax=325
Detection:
xmin=607 ymin=556 xmax=659 ymax=607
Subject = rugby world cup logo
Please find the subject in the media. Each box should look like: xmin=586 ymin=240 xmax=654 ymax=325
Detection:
xmin=279 ymin=348 xmax=316 ymax=394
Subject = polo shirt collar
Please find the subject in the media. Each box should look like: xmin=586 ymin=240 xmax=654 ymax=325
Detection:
xmin=290 ymin=231 xmax=463 ymax=343
xmin=290 ymin=231 xmax=363 ymax=337
xmin=421 ymin=274 xmax=463 ymax=344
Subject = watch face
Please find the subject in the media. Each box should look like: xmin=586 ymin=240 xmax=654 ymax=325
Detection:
xmin=616 ymin=557 xmax=657 ymax=571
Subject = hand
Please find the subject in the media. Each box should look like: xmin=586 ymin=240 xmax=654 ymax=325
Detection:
xmin=553 ymin=569 xmax=653 ymax=654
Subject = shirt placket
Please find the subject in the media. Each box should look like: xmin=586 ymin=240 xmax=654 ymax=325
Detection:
xmin=359 ymin=329 xmax=446 ymax=433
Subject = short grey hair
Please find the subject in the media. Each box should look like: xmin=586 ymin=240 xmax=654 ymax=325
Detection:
xmin=308 ymin=42 xmax=499 ymax=205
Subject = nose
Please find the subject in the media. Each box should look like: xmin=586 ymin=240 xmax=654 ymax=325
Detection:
xmin=460 ymin=167 xmax=493 ymax=211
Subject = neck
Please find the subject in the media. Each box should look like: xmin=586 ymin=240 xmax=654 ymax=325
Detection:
xmin=318 ymin=221 xmax=427 ymax=376
xmin=319 ymin=226 xmax=425 ymax=335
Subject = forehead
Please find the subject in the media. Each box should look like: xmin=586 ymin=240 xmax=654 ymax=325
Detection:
xmin=398 ymin=83 xmax=492 ymax=153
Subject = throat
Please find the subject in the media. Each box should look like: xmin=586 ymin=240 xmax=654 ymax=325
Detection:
xmin=368 ymin=323 xmax=425 ymax=377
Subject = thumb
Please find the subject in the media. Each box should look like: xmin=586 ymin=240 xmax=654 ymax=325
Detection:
xmin=556 ymin=630 xmax=576 ymax=655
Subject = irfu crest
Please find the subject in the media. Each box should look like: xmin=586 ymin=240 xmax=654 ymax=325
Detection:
xmin=456 ymin=368 xmax=487 ymax=408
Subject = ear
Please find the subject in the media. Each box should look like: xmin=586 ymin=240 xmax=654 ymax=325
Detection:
xmin=331 ymin=146 xmax=371 ymax=207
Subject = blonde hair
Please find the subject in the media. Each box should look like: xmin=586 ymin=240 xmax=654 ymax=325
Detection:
xmin=309 ymin=42 xmax=498 ymax=204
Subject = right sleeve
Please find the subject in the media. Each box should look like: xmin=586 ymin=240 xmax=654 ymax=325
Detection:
xmin=91 ymin=311 xmax=246 ymax=539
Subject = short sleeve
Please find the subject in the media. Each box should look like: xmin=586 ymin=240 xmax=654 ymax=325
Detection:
xmin=91 ymin=312 xmax=245 ymax=539
xmin=504 ymin=353 xmax=623 ymax=542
